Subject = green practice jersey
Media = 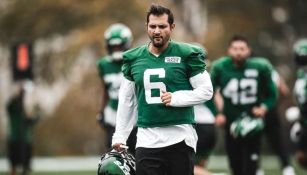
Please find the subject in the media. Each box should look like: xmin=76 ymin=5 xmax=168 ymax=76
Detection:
xmin=97 ymin=56 xmax=123 ymax=110
xmin=123 ymin=41 xmax=206 ymax=128
xmin=294 ymin=68 xmax=307 ymax=123
xmin=210 ymin=56 xmax=278 ymax=124
xmin=6 ymin=97 xmax=36 ymax=143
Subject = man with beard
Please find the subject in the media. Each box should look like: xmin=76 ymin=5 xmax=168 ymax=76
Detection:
xmin=111 ymin=4 xmax=213 ymax=175
xmin=211 ymin=35 xmax=278 ymax=175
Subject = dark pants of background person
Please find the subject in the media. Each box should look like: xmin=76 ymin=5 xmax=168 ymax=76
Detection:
xmin=225 ymin=126 xmax=262 ymax=175
xmin=8 ymin=140 xmax=32 ymax=174
xmin=195 ymin=123 xmax=217 ymax=164
xmin=104 ymin=124 xmax=137 ymax=155
xmin=135 ymin=140 xmax=194 ymax=175
xmin=264 ymin=108 xmax=290 ymax=168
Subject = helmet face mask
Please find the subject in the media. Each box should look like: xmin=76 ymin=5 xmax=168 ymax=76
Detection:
xmin=98 ymin=150 xmax=136 ymax=175
xmin=104 ymin=23 xmax=133 ymax=61
xmin=293 ymin=39 xmax=307 ymax=66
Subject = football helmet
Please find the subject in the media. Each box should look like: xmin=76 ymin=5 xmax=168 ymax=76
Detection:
xmin=98 ymin=150 xmax=136 ymax=175
xmin=230 ymin=113 xmax=264 ymax=138
xmin=293 ymin=38 xmax=307 ymax=66
xmin=104 ymin=23 xmax=133 ymax=61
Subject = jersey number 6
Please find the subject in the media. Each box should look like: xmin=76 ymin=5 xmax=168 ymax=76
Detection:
xmin=143 ymin=68 xmax=166 ymax=104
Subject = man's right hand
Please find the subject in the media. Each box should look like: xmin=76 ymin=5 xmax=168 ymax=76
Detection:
xmin=112 ymin=143 xmax=128 ymax=152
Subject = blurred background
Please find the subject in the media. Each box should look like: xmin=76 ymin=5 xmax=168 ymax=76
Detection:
xmin=0 ymin=0 xmax=307 ymax=174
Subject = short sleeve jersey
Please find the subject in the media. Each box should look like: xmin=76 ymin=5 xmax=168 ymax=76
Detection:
xmin=294 ymin=68 xmax=307 ymax=122
xmin=210 ymin=56 xmax=278 ymax=124
xmin=96 ymin=56 xmax=123 ymax=110
xmin=122 ymin=41 xmax=206 ymax=128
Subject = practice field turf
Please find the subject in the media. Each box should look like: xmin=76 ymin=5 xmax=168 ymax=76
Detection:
xmin=0 ymin=155 xmax=306 ymax=175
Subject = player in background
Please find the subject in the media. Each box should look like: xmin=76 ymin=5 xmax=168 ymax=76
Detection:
xmin=288 ymin=38 xmax=307 ymax=169
xmin=96 ymin=23 xmax=137 ymax=154
xmin=258 ymin=68 xmax=296 ymax=175
xmin=211 ymin=34 xmax=278 ymax=175
xmin=6 ymin=81 xmax=40 ymax=175
xmin=111 ymin=4 xmax=213 ymax=175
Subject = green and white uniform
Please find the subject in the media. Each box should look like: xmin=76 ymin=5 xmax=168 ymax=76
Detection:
xmin=210 ymin=56 xmax=278 ymax=175
xmin=112 ymin=41 xmax=213 ymax=151
xmin=97 ymin=56 xmax=123 ymax=126
xmin=210 ymin=56 xmax=278 ymax=124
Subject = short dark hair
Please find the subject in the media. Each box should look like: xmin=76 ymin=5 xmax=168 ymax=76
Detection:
xmin=228 ymin=34 xmax=250 ymax=47
xmin=146 ymin=4 xmax=174 ymax=25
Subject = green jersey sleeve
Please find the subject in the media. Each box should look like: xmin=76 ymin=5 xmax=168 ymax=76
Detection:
xmin=122 ymin=49 xmax=136 ymax=81
xmin=186 ymin=46 xmax=206 ymax=77
xmin=121 ymin=61 xmax=133 ymax=81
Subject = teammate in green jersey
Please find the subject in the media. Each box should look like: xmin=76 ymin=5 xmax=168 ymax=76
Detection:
xmin=260 ymin=69 xmax=296 ymax=175
xmin=291 ymin=38 xmax=307 ymax=169
xmin=96 ymin=23 xmax=137 ymax=154
xmin=211 ymin=35 xmax=278 ymax=175
xmin=6 ymin=82 xmax=39 ymax=175
xmin=111 ymin=4 xmax=213 ymax=175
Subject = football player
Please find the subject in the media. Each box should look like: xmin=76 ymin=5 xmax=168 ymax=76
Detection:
xmin=291 ymin=38 xmax=307 ymax=169
xmin=260 ymin=69 xmax=296 ymax=175
xmin=96 ymin=23 xmax=137 ymax=155
xmin=211 ymin=34 xmax=278 ymax=175
xmin=112 ymin=4 xmax=213 ymax=175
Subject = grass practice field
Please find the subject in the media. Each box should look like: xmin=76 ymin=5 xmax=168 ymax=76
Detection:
xmin=0 ymin=155 xmax=307 ymax=175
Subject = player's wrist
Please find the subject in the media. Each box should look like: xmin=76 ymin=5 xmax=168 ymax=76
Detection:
xmin=217 ymin=110 xmax=223 ymax=115
xmin=260 ymin=103 xmax=268 ymax=111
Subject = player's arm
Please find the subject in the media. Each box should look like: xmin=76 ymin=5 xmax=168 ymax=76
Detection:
xmin=163 ymin=70 xmax=213 ymax=107
xmin=259 ymin=64 xmax=279 ymax=111
xmin=96 ymin=62 xmax=109 ymax=127
xmin=112 ymin=77 xmax=137 ymax=151
xmin=112 ymin=54 xmax=137 ymax=151
xmin=96 ymin=80 xmax=109 ymax=127
xmin=209 ymin=61 xmax=227 ymax=126
xmin=253 ymin=61 xmax=278 ymax=118
xmin=162 ymin=47 xmax=213 ymax=107
xmin=100 ymin=79 xmax=109 ymax=110
xmin=272 ymin=70 xmax=290 ymax=97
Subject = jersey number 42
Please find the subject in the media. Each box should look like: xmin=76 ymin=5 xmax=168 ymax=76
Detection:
xmin=223 ymin=78 xmax=258 ymax=105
